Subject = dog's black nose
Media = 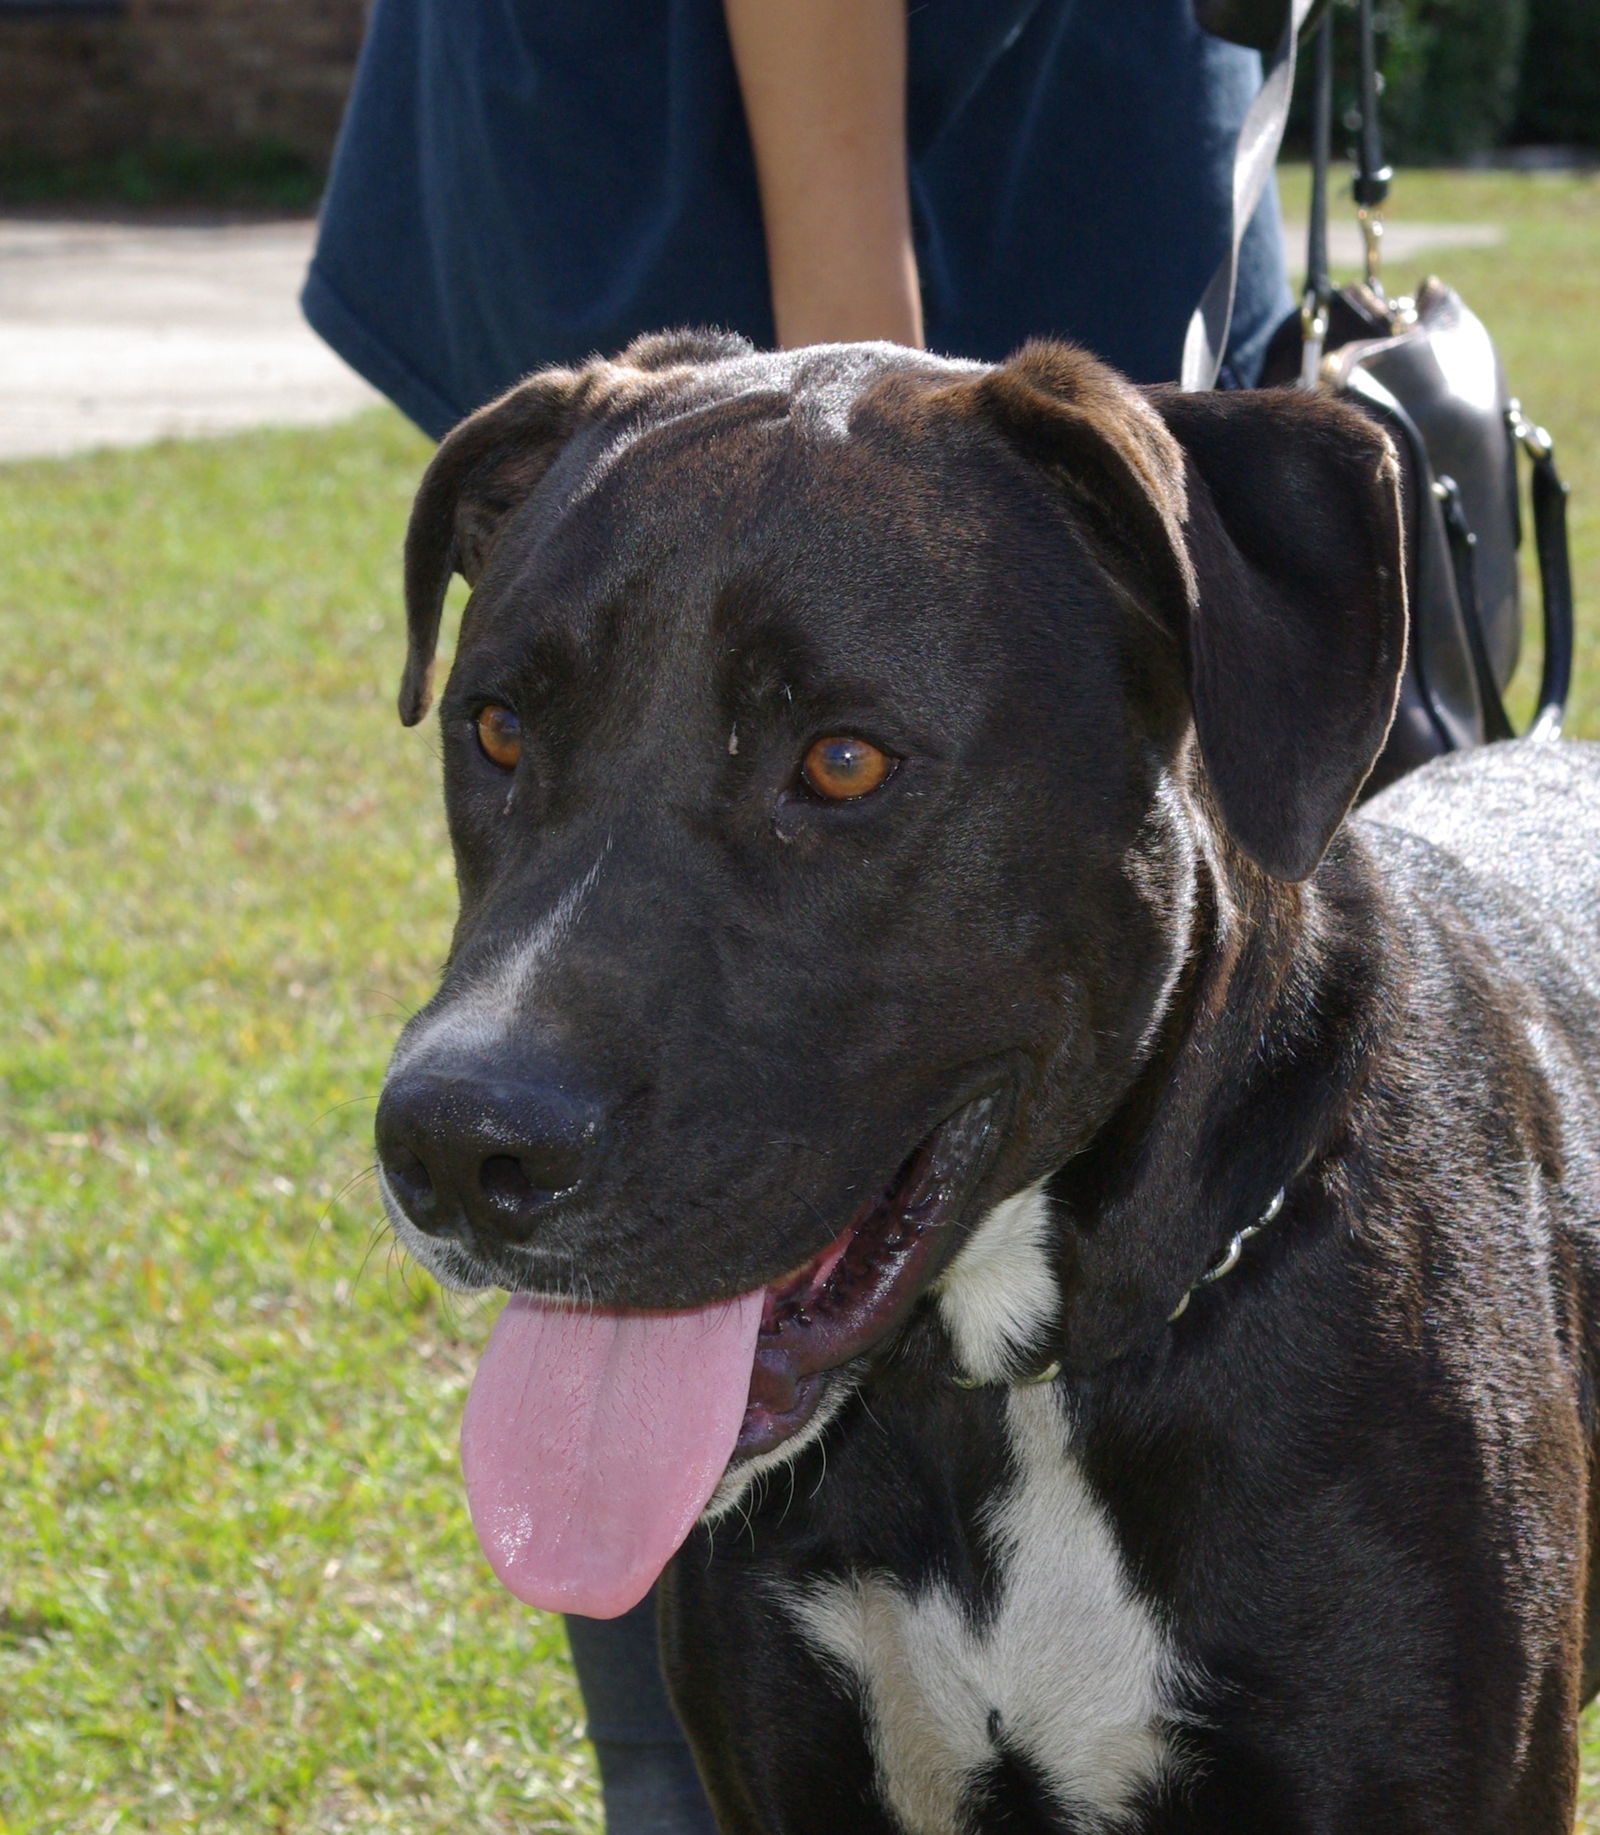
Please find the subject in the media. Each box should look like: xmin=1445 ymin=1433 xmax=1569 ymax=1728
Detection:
xmin=375 ymin=1069 xmax=603 ymax=1249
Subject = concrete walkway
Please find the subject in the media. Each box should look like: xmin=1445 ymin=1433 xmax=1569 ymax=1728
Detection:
xmin=0 ymin=215 xmax=380 ymax=461
xmin=1283 ymin=217 xmax=1504 ymax=273
xmin=0 ymin=211 xmax=1504 ymax=464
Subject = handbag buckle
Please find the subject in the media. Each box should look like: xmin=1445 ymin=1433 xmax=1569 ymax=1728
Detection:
xmin=1507 ymin=399 xmax=1554 ymax=462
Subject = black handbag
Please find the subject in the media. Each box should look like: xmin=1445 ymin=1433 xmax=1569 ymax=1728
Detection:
xmin=1189 ymin=0 xmax=1575 ymax=792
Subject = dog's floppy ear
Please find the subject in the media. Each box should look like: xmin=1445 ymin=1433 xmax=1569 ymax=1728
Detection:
xmin=964 ymin=343 xmax=1407 ymax=880
xmin=1146 ymin=382 xmax=1407 ymax=878
xmin=401 ymin=367 xmax=594 ymax=725
xmin=401 ymin=328 xmax=754 ymax=726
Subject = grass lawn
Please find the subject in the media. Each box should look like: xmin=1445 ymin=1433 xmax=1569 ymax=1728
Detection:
xmin=0 ymin=415 xmax=592 ymax=1831
xmin=1 ymin=165 xmax=1598 ymax=1831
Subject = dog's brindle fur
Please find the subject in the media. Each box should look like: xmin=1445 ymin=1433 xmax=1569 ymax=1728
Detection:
xmin=378 ymin=332 xmax=1600 ymax=1832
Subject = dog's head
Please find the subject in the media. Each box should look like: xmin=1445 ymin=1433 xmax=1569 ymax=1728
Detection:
xmin=373 ymin=332 xmax=1403 ymax=1610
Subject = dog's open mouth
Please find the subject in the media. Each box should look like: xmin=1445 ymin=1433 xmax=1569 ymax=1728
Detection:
xmin=456 ymin=1092 xmax=1001 ymax=1620
xmin=741 ymin=1092 xmax=1000 ymax=1456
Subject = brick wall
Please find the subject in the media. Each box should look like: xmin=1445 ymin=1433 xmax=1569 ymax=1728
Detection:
xmin=0 ymin=0 xmax=366 ymax=164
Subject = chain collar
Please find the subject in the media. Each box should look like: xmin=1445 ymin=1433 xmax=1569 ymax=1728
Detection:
xmin=1166 ymin=1185 xmax=1285 ymax=1323
xmin=952 ymin=1183 xmax=1290 ymax=1390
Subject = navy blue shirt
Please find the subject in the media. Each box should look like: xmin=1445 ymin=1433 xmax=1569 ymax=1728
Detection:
xmin=303 ymin=0 xmax=1290 ymax=439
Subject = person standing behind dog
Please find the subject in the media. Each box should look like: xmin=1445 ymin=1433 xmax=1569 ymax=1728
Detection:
xmin=303 ymin=0 xmax=1289 ymax=436
xmin=303 ymin=2 xmax=1290 ymax=1830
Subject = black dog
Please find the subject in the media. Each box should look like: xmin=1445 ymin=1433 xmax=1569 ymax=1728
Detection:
xmin=374 ymin=331 xmax=1600 ymax=1833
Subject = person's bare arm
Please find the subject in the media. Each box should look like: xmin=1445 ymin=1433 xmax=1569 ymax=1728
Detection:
xmin=723 ymin=0 xmax=923 ymax=349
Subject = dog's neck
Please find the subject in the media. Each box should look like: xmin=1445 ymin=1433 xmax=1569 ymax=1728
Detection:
xmin=1047 ymin=825 xmax=1394 ymax=1374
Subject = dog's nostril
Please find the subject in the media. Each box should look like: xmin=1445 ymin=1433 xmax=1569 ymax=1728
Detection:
xmin=479 ymin=1150 xmax=578 ymax=1217
xmin=380 ymin=1142 xmax=468 ymax=1241
xmin=387 ymin=1146 xmax=434 ymax=1205
xmin=482 ymin=1152 xmax=541 ymax=1211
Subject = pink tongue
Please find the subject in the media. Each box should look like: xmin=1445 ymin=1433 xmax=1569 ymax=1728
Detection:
xmin=461 ymin=1287 xmax=766 ymax=1618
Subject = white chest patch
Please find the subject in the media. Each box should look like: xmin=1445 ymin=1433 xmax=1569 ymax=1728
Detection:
xmin=783 ymin=1385 xmax=1188 ymax=1835
xmin=935 ymin=1183 xmax=1060 ymax=1385
xmin=706 ymin=1184 xmax=1061 ymax=1524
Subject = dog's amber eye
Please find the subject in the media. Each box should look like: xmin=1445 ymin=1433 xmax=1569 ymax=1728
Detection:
xmin=801 ymin=735 xmax=893 ymax=801
xmin=476 ymin=704 xmax=522 ymax=770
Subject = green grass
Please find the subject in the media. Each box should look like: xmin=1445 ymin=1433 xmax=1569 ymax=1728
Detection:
xmin=0 ymin=165 xmax=1598 ymax=1831
xmin=0 ymin=417 xmax=594 ymax=1830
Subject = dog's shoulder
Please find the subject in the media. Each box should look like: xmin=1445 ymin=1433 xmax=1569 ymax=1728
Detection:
xmin=1352 ymin=741 xmax=1600 ymax=1041
xmin=1357 ymin=740 xmax=1600 ymax=953
xmin=1352 ymin=742 xmax=1600 ymax=1337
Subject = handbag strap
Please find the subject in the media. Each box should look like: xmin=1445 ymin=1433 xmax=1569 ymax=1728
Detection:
xmin=1438 ymin=418 xmax=1575 ymax=743
xmin=1522 ymin=418 xmax=1576 ymax=740
xmin=1351 ymin=0 xmax=1393 ymax=289
xmin=1500 ymin=410 xmax=1575 ymax=740
xmin=1196 ymin=0 xmax=1575 ymax=744
xmin=1435 ymin=476 xmax=1518 ymax=743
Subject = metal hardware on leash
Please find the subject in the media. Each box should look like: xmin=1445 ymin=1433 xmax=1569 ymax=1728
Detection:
xmin=1298 ymin=289 xmax=1329 ymax=389
xmin=1351 ymin=0 xmax=1391 ymax=299
xmin=1299 ymin=9 xmax=1333 ymax=391
xmin=1357 ymin=206 xmax=1385 ymax=297
xmin=1167 ymin=1185 xmax=1286 ymax=1324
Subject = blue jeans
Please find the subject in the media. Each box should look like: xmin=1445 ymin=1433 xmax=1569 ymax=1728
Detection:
xmin=566 ymin=1593 xmax=717 ymax=1834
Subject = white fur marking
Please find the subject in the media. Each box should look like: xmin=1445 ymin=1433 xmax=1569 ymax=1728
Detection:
xmin=386 ymin=846 xmax=611 ymax=1079
xmin=935 ymin=1185 xmax=1059 ymax=1385
xmin=785 ymin=1386 xmax=1187 ymax=1834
